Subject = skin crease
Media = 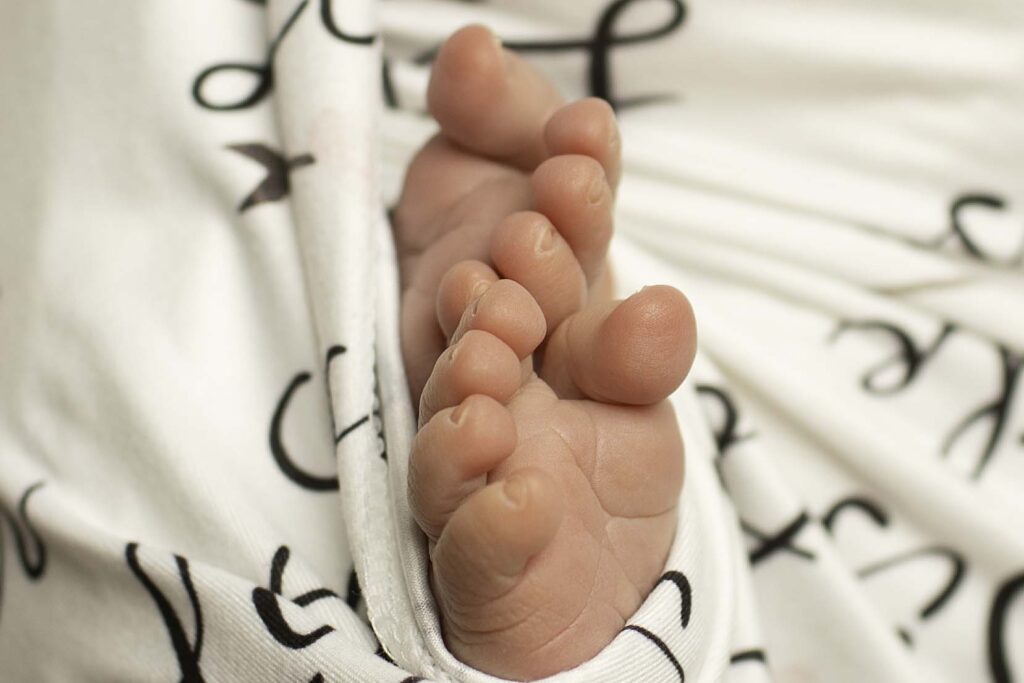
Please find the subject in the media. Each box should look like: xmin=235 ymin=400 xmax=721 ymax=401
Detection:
xmin=396 ymin=25 xmax=697 ymax=680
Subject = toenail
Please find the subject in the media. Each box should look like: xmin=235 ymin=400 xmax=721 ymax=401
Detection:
xmin=587 ymin=174 xmax=606 ymax=204
xmin=489 ymin=31 xmax=503 ymax=52
xmin=450 ymin=400 xmax=471 ymax=426
xmin=469 ymin=281 xmax=491 ymax=311
xmin=470 ymin=280 xmax=490 ymax=300
xmin=608 ymin=128 xmax=621 ymax=158
xmin=502 ymin=474 xmax=528 ymax=508
xmin=607 ymin=117 xmax=620 ymax=147
xmin=533 ymin=222 xmax=555 ymax=254
xmin=469 ymin=292 xmax=484 ymax=317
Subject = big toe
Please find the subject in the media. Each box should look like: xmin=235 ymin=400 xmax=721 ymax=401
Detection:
xmin=541 ymin=285 xmax=697 ymax=405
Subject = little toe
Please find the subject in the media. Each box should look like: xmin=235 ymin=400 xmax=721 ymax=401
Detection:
xmin=531 ymin=155 xmax=614 ymax=283
xmin=544 ymin=98 xmax=622 ymax=192
xmin=428 ymin=25 xmax=563 ymax=170
xmin=448 ymin=279 xmax=547 ymax=361
xmin=542 ymin=285 xmax=697 ymax=405
xmin=431 ymin=468 xmax=563 ymax=612
xmin=436 ymin=260 xmax=500 ymax=341
xmin=419 ymin=330 xmax=523 ymax=426
xmin=409 ymin=395 xmax=517 ymax=541
xmin=490 ymin=211 xmax=588 ymax=332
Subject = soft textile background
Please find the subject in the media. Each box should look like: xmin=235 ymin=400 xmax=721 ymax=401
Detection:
xmin=1 ymin=0 xmax=1022 ymax=681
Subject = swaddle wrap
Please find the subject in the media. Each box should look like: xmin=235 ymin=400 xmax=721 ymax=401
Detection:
xmin=1 ymin=0 xmax=1022 ymax=681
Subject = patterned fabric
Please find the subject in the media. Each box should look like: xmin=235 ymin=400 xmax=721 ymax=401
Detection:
xmin=1 ymin=0 xmax=1022 ymax=681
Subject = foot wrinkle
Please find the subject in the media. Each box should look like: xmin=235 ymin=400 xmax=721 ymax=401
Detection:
xmin=527 ymin=548 xmax=621 ymax=662
xmin=443 ymin=577 xmax=537 ymax=640
xmin=439 ymin=558 xmax=530 ymax=616
xmin=548 ymin=420 xmax=589 ymax=479
xmin=447 ymin=158 xmax=524 ymax=199
xmin=601 ymin=535 xmax=645 ymax=621
xmin=579 ymin=405 xmax=600 ymax=480
xmin=614 ymin=503 xmax=680 ymax=524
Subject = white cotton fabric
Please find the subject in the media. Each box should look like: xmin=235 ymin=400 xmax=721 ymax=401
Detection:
xmin=1 ymin=0 xmax=1023 ymax=681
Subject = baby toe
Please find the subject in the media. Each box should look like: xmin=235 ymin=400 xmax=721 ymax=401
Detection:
xmin=490 ymin=211 xmax=588 ymax=333
xmin=436 ymin=260 xmax=500 ymax=341
xmin=531 ymin=154 xmax=613 ymax=283
xmin=431 ymin=468 xmax=563 ymax=613
xmin=419 ymin=329 xmax=523 ymax=426
xmin=544 ymin=98 xmax=621 ymax=192
xmin=409 ymin=395 xmax=517 ymax=541
xmin=449 ymin=278 xmax=547 ymax=361
xmin=542 ymin=285 xmax=697 ymax=405
xmin=428 ymin=25 xmax=563 ymax=170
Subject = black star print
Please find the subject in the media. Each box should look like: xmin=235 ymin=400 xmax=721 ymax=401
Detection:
xmin=226 ymin=143 xmax=315 ymax=213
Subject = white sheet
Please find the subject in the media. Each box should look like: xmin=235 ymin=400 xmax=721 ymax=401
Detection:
xmin=1 ymin=0 xmax=1022 ymax=681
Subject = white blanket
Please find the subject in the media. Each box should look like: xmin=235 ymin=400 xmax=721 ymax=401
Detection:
xmin=1 ymin=0 xmax=1022 ymax=681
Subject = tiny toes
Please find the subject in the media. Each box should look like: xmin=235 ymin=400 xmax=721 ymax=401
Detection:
xmin=432 ymin=468 xmax=564 ymax=609
xmin=428 ymin=25 xmax=562 ymax=169
xmin=409 ymin=395 xmax=517 ymax=540
xmin=449 ymin=278 xmax=547 ymax=361
xmin=436 ymin=260 xmax=500 ymax=340
xmin=544 ymin=98 xmax=621 ymax=192
xmin=419 ymin=329 xmax=522 ymax=426
xmin=531 ymin=155 xmax=613 ymax=282
xmin=490 ymin=211 xmax=588 ymax=332
xmin=542 ymin=285 xmax=697 ymax=405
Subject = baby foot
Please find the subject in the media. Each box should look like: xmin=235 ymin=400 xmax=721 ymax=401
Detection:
xmin=409 ymin=273 xmax=694 ymax=680
xmin=395 ymin=24 xmax=621 ymax=400
xmin=396 ymin=24 xmax=697 ymax=680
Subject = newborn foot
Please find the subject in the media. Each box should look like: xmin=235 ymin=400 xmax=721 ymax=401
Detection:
xmin=395 ymin=24 xmax=697 ymax=680
xmin=395 ymin=24 xmax=621 ymax=400
xmin=409 ymin=274 xmax=693 ymax=680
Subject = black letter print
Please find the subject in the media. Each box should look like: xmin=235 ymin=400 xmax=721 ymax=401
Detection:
xmin=372 ymin=359 xmax=388 ymax=461
xmin=345 ymin=566 xmax=363 ymax=610
xmin=831 ymin=321 xmax=1021 ymax=479
xmin=252 ymin=546 xmax=343 ymax=650
xmin=656 ymin=570 xmax=692 ymax=630
xmin=856 ymin=546 xmax=966 ymax=622
xmin=823 ymin=496 xmax=968 ymax=643
xmin=415 ymin=0 xmax=687 ymax=111
xmin=730 ymin=648 xmax=769 ymax=668
xmin=270 ymin=345 xmax=372 ymax=491
xmin=829 ymin=321 xmax=954 ymax=395
xmin=0 ymin=482 xmax=47 ymax=624
xmin=617 ymin=571 xmax=692 ymax=682
xmin=989 ymin=570 xmax=1024 ymax=683
xmin=326 ymin=345 xmax=373 ymax=446
xmin=696 ymin=384 xmax=755 ymax=456
xmin=941 ymin=344 xmax=1022 ymax=479
xmin=821 ymin=495 xmax=888 ymax=535
xmin=270 ymin=372 xmax=341 ymax=491
xmin=620 ymin=625 xmax=685 ymax=681
xmin=696 ymin=383 xmax=755 ymax=490
xmin=743 ymin=512 xmax=816 ymax=565
xmin=226 ymin=143 xmax=315 ymax=212
xmin=921 ymin=194 xmax=1023 ymax=267
xmin=192 ymin=0 xmax=309 ymax=112
xmin=126 ymin=543 xmax=206 ymax=683
xmin=319 ymin=0 xmax=378 ymax=45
